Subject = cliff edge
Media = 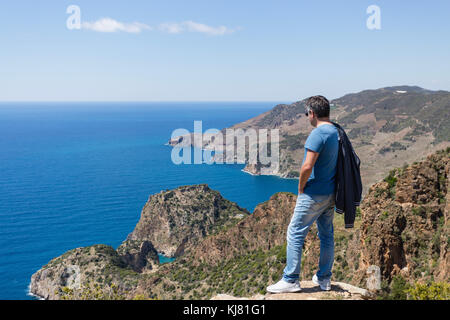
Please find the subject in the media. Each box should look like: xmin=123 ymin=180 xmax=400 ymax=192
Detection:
xmin=30 ymin=148 xmax=449 ymax=300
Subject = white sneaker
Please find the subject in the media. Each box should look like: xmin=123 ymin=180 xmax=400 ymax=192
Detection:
xmin=312 ymin=274 xmax=331 ymax=291
xmin=266 ymin=279 xmax=301 ymax=293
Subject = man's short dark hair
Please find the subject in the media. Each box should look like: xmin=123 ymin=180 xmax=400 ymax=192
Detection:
xmin=305 ymin=95 xmax=330 ymax=118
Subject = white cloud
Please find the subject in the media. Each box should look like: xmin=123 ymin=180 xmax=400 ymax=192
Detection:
xmin=158 ymin=21 xmax=239 ymax=36
xmin=158 ymin=22 xmax=185 ymax=34
xmin=183 ymin=20 xmax=236 ymax=35
xmin=80 ymin=18 xmax=239 ymax=36
xmin=81 ymin=18 xmax=152 ymax=33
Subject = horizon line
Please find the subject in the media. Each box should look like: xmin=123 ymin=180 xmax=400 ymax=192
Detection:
xmin=1 ymin=85 xmax=448 ymax=104
xmin=0 ymin=100 xmax=293 ymax=103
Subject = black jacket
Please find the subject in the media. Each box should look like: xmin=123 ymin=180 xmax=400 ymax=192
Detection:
xmin=331 ymin=122 xmax=362 ymax=228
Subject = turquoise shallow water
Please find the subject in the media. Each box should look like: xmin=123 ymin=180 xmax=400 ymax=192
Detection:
xmin=0 ymin=102 xmax=299 ymax=299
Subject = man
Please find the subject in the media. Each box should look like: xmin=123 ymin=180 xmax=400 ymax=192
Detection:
xmin=267 ymin=95 xmax=339 ymax=293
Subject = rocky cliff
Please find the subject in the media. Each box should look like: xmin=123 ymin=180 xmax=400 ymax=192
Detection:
xmin=121 ymin=184 xmax=250 ymax=260
xmin=30 ymin=149 xmax=449 ymax=300
xmin=30 ymin=244 xmax=141 ymax=300
xmin=355 ymin=148 xmax=449 ymax=285
xmin=182 ymin=191 xmax=296 ymax=267
xmin=30 ymin=184 xmax=250 ymax=299
xmin=129 ymin=148 xmax=449 ymax=300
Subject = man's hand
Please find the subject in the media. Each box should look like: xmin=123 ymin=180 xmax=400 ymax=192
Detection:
xmin=298 ymin=149 xmax=319 ymax=193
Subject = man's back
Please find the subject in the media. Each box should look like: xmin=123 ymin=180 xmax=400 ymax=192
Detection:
xmin=301 ymin=123 xmax=339 ymax=195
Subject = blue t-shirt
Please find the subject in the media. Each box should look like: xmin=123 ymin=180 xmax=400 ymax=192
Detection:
xmin=301 ymin=123 xmax=339 ymax=195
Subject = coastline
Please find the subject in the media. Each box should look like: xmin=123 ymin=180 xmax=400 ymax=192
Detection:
xmin=26 ymin=284 xmax=43 ymax=300
xmin=0 ymin=102 xmax=289 ymax=300
xmin=240 ymin=167 xmax=299 ymax=180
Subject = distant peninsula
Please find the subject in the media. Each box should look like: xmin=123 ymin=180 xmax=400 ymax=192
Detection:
xmin=168 ymin=86 xmax=450 ymax=196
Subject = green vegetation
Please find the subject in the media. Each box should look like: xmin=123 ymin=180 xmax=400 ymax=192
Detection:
xmin=335 ymin=88 xmax=449 ymax=145
xmin=403 ymin=124 xmax=427 ymax=142
xmin=373 ymin=181 xmax=396 ymax=200
xmin=287 ymin=170 xmax=299 ymax=178
xmin=143 ymin=207 xmax=362 ymax=300
xmin=377 ymin=277 xmax=450 ymax=300
xmin=347 ymin=127 xmax=372 ymax=140
xmin=163 ymin=245 xmax=287 ymax=299
xmin=256 ymin=102 xmax=305 ymax=128
xmin=383 ymin=169 xmax=398 ymax=199
xmin=381 ymin=118 xmax=417 ymax=134
xmin=378 ymin=276 xmax=409 ymax=300
xmin=373 ymin=187 xmax=385 ymax=198
xmin=411 ymin=206 xmax=426 ymax=217
xmin=379 ymin=142 xmax=407 ymax=155
xmin=58 ymin=282 xmax=128 ymax=300
xmin=280 ymin=133 xmax=307 ymax=151
xmin=406 ymin=282 xmax=450 ymax=300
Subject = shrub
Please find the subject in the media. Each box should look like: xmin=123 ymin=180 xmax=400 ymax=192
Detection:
xmin=383 ymin=170 xmax=398 ymax=199
xmin=276 ymin=245 xmax=286 ymax=264
xmin=373 ymin=187 xmax=384 ymax=198
xmin=406 ymin=282 xmax=450 ymax=300
xmin=287 ymin=170 xmax=300 ymax=178
xmin=389 ymin=276 xmax=410 ymax=300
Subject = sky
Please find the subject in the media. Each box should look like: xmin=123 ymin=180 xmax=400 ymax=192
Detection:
xmin=0 ymin=0 xmax=449 ymax=102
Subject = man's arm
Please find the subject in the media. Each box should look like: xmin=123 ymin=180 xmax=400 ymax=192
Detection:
xmin=298 ymin=149 xmax=320 ymax=194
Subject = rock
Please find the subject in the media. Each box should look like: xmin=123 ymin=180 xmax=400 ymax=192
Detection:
xmin=183 ymin=192 xmax=297 ymax=267
xmin=126 ymin=184 xmax=250 ymax=260
xmin=211 ymin=281 xmax=368 ymax=300
xmin=211 ymin=294 xmax=264 ymax=300
xmin=366 ymin=265 xmax=381 ymax=290
xmin=30 ymin=244 xmax=133 ymax=300
xmin=117 ymin=240 xmax=159 ymax=272
xmin=358 ymin=149 xmax=449 ymax=285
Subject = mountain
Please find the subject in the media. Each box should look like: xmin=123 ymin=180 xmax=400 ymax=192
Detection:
xmin=29 ymin=184 xmax=250 ymax=299
xmin=29 ymin=148 xmax=449 ymax=300
xmin=169 ymin=86 xmax=450 ymax=195
xmin=120 ymin=184 xmax=250 ymax=263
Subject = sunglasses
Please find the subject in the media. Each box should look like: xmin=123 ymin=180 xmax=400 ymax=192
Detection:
xmin=305 ymin=109 xmax=311 ymax=117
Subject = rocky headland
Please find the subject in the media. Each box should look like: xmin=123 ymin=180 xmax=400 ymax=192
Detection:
xmin=30 ymin=148 xmax=449 ymax=300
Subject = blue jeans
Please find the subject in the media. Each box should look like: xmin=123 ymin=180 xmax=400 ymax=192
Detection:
xmin=282 ymin=192 xmax=335 ymax=283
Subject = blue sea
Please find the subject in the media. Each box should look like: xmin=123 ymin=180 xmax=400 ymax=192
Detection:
xmin=0 ymin=102 xmax=299 ymax=300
